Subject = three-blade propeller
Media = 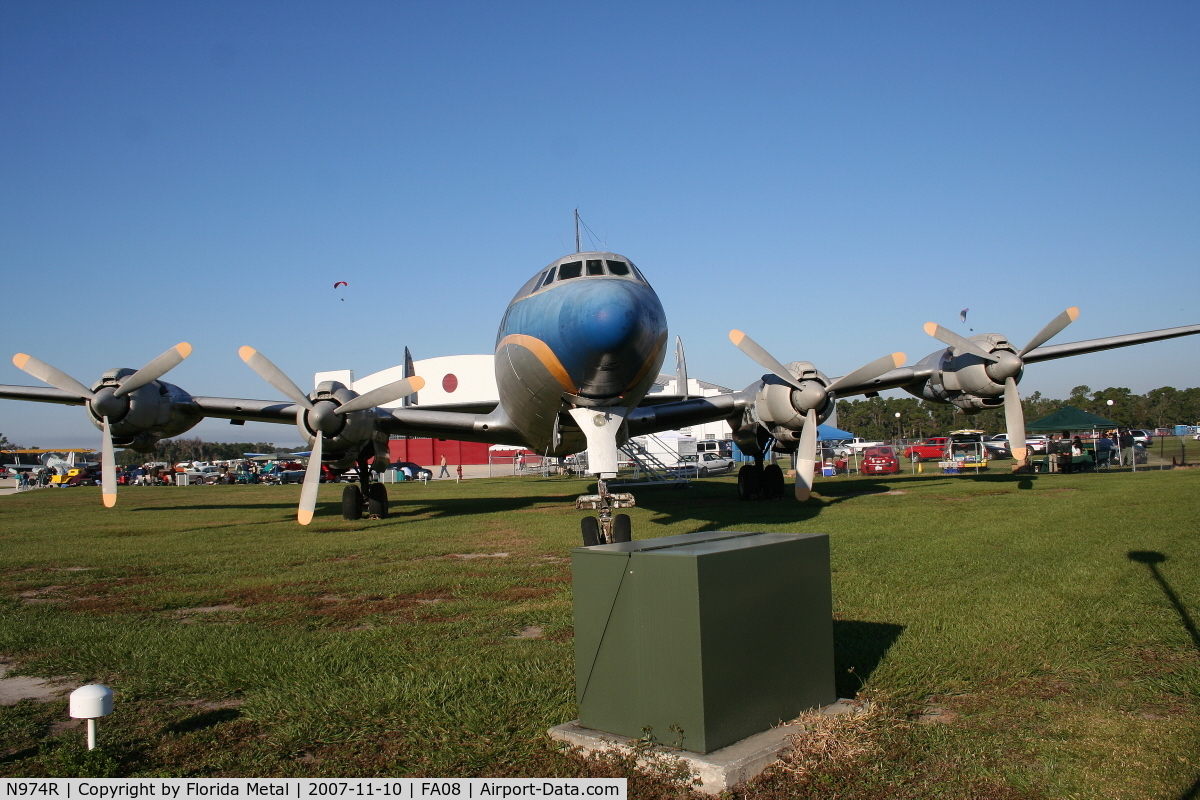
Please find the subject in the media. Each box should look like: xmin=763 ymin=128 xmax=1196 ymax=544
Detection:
xmin=12 ymin=344 xmax=193 ymax=508
xmin=729 ymin=330 xmax=905 ymax=501
xmin=238 ymin=346 xmax=422 ymax=525
xmin=923 ymin=308 xmax=1079 ymax=464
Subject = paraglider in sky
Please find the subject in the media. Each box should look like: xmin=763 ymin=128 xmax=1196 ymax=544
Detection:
xmin=334 ymin=281 xmax=348 ymax=301
xmin=959 ymin=308 xmax=972 ymax=331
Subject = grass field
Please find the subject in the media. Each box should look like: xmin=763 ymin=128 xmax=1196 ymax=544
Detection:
xmin=1 ymin=466 xmax=1198 ymax=798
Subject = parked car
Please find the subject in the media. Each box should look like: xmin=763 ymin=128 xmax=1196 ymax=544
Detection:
xmin=902 ymin=437 xmax=949 ymax=462
xmin=859 ymin=446 xmax=900 ymax=475
xmin=987 ymin=433 xmax=1049 ymax=454
xmin=667 ymin=452 xmax=735 ymax=477
xmin=829 ymin=437 xmax=885 ymax=457
xmin=1128 ymin=429 xmax=1153 ymax=446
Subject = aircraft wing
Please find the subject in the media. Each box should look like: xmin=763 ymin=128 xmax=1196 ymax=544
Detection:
xmin=0 ymin=385 xmax=86 ymax=406
xmin=625 ymin=393 xmax=742 ymax=437
xmin=821 ymin=366 xmax=930 ymax=399
xmin=375 ymin=407 xmax=527 ymax=446
xmin=1021 ymin=323 xmax=1200 ymax=364
xmin=191 ymin=396 xmax=300 ymax=424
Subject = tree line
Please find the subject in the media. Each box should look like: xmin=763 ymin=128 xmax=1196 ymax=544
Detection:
xmin=835 ymin=385 xmax=1200 ymax=442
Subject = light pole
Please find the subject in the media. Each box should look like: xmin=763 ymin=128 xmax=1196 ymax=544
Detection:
xmin=895 ymin=412 xmax=901 ymax=444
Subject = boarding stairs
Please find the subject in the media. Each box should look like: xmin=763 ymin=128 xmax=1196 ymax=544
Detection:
xmin=606 ymin=434 xmax=691 ymax=488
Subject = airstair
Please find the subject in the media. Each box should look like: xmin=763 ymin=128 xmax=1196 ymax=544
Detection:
xmin=607 ymin=434 xmax=691 ymax=488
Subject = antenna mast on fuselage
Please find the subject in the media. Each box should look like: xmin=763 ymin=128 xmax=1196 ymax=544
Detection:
xmin=574 ymin=208 xmax=581 ymax=253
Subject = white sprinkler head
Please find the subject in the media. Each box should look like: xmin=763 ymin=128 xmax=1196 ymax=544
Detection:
xmin=69 ymin=684 xmax=114 ymax=719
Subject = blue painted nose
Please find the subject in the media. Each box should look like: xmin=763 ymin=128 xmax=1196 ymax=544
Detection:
xmin=576 ymin=285 xmax=639 ymax=351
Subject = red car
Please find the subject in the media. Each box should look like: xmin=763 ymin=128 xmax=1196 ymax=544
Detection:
xmin=860 ymin=446 xmax=900 ymax=475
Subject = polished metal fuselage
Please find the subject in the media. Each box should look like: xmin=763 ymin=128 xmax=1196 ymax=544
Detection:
xmin=493 ymin=252 xmax=668 ymax=455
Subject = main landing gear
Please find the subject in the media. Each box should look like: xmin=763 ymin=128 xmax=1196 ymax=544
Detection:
xmin=576 ymin=478 xmax=635 ymax=545
xmin=737 ymin=459 xmax=786 ymax=500
xmin=341 ymin=452 xmax=389 ymax=521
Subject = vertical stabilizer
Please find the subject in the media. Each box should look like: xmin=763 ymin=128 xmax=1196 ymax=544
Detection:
xmin=675 ymin=336 xmax=688 ymax=400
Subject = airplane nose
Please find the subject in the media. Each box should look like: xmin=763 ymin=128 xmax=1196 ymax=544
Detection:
xmin=558 ymin=279 xmax=666 ymax=398
xmin=564 ymin=279 xmax=656 ymax=353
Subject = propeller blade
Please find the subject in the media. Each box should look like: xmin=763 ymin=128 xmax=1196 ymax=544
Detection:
xmin=827 ymin=352 xmax=907 ymax=394
xmin=1004 ymin=376 xmax=1028 ymax=463
xmin=114 ymin=342 xmax=193 ymax=397
xmin=238 ymin=346 xmax=314 ymax=410
xmin=12 ymin=353 xmax=95 ymax=399
xmin=334 ymin=376 xmax=426 ymax=415
xmin=729 ymin=330 xmax=805 ymax=391
xmin=101 ymin=416 xmax=117 ymax=508
xmin=297 ymin=434 xmax=323 ymax=526
xmin=1019 ymin=307 xmax=1080 ymax=357
xmin=795 ymin=408 xmax=818 ymax=501
xmin=922 ymin=323 xmax=999 ymax=363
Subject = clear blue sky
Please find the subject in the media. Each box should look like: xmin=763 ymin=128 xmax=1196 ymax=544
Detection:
xmin=3 ymin=1 xmax=1198 ymax=447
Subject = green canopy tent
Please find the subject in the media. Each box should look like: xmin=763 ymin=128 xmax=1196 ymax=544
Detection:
xmin=1025 ymin=405 xmax=1118 ymax=432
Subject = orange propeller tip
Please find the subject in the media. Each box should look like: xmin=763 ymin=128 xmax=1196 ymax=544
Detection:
xmin=13 ymin=353 xmax=30 ymax=369
xmin=297 ymin=511 xmax=314 ymax=525
xmin=891 ymin=352 xmax=906 ymax=367
xmin=238 ymin=345 xmax=257 ymax=362
xmin=102 ymin=494 xmax=117 ymax=508
xmin=1066 ymin=307 xmax=1080 ymax=320
xmin=409 ymin=376 xmax=426 ymax=392
xmin=922 ymin=322 xmax=938 ymax=336
xmin=728 ymin=330 xmax=745 ymax=345
xmin=175 ymin=342 xmax=194 ymax=358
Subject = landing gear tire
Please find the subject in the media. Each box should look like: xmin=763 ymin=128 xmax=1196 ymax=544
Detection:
xmin=367 ymin=482 xmax=388 ymax=519
xmin=341 ymin=484 xmax=363 ymax=520
xmin=612 ymin=513 xmax=632 ymax=543
xmin=738 ymin=464 xmax=763 ymax=500
xmin=762 ymin=464 xmax=785 ymax=499
xmin=581 ymin=516 xmax=600 ymax=547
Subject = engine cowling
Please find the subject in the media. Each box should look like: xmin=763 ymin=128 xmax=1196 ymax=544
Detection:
xmin=730 ymin=362 xmax=835 ymax=455
xmin=907 ymin=334 xmax=1024 ymax=408
xmin=86 ymin=369 xmax=204 ymax=452
xmin=296 ymin=381 xmax=391 ymax=471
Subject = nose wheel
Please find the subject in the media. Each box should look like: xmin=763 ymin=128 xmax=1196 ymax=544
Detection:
xmin=577 ymin=479 xmax=635 ymax=545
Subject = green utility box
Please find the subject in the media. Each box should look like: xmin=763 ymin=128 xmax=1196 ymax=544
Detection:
xmin=572 ymin=531 xmax=834 ymax=754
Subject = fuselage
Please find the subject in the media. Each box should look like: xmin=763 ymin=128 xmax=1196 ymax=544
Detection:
xmin=494 ymin=252 xmax=668 ymax=454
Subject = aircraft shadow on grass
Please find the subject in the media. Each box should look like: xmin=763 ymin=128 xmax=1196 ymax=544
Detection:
xmin=1126 ymin=550 xmax=1200 ymax=800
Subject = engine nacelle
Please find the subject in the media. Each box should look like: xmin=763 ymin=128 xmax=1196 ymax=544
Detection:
xmin=296 ymin=381 xmax=391 ymax=471
xmin=86 ymin=369 xmax=204 ymax=453
xmin=730 ymin=362 xmax=834 ymax=458
xmin=906 ymin=335 xmax=1024 ymax=408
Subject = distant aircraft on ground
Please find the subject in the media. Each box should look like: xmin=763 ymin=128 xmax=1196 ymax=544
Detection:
xmin=3 ymin=245 xmax=1199 ymax=541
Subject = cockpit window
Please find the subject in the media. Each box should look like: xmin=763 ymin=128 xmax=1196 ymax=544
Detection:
xmin=541 ymin=267 xmax=557 ymax=286
xmin=605 ymin=260 xmax=630 ymax=276
xmin=586 ymin=259 xmax=604 ymax=276
xmin=558 ymin=261 xmax=583 ymax=279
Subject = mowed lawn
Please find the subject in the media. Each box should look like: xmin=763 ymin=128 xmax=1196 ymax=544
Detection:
xmin=1 ymin=467 xmax=1198 ymax=799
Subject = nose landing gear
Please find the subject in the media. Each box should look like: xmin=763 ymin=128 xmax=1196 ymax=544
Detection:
xmin=576 ymin=479 xmax=635 ymax=545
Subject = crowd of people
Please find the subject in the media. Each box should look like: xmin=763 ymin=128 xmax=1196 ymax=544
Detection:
xmin=1044 ymin=430 xmax=1144 ymax=473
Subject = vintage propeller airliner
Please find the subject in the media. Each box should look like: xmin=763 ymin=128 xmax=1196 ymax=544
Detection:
xmin=4 ymin=247 xmax=1199 ymax=543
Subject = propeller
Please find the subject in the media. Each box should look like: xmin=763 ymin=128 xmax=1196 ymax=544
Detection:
xmin=795 ymin=408 xmax=817 ymax=501
xmin=238 ymin=346 xmax=422 ymax=525
xmin=12 ymin=343 xmax=193 ymax=507
xmin=729 ymin=330 xmax=905 ymax=501
xmin=923 ymin=308 xmax=1079 ymax=465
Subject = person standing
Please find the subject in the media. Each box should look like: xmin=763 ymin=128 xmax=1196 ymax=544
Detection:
xmin=1119 ymin=429 xmax=1135 ymax=466
xmin=438 ymin=454 xmax=450 ymax=478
